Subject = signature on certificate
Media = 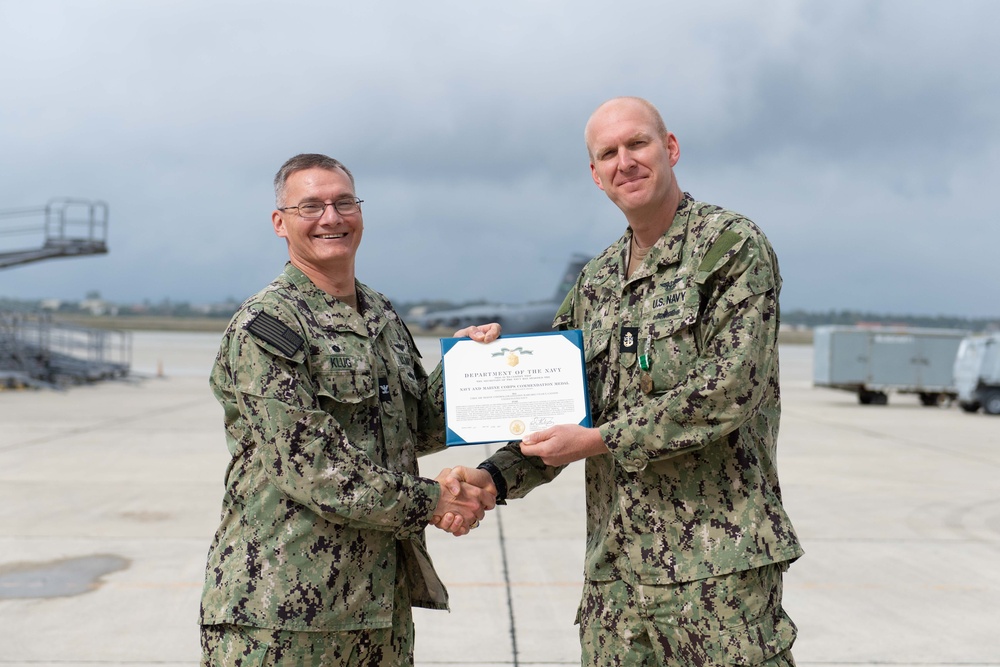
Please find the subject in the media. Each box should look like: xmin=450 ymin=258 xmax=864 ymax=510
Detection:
xmin=529 ymin=416 xmax=556 ymax=430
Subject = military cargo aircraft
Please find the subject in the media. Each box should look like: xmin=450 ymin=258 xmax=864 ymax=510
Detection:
xmin=416 ymin=253 xmax=590 ymax=335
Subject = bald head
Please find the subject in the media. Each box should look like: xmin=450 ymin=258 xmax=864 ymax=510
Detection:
xmin=585 ymin=97 xmax=668 ymax=160
xmin=583 ymin=96 xmax=682 ymax=230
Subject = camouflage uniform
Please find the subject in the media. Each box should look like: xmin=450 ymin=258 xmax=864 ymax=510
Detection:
xmin=200 ymin=263 xmax=448 ymax=664
xmin=486 ymin=195 xmax=803 ymax=664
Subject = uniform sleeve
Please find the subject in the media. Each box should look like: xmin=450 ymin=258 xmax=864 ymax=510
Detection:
xmin=599 ymin=229 xmax=781 ymax=472
xmin=482 ymin=440 xmax=565 ymax=500
xmin=226 ymin=315 xmax=441 ymax=541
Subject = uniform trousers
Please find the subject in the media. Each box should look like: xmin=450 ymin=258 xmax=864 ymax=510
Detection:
xmin=578 ymin=562 xmax=797 ymax=667
xmin=201 ymin=569 xmax=414 ymax=667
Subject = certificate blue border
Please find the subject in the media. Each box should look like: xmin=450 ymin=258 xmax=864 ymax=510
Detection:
xmin=441 ymin=329 xmax=592 ymax=446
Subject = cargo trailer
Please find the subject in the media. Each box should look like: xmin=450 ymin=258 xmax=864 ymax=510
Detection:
xmin=813 ymin=326 xmax=968 ymax=405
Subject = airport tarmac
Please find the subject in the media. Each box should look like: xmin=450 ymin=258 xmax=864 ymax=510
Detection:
xmin=0 ymin=331 xmax=998 ymax=666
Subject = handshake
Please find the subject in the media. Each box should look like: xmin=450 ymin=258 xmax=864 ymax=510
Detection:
xmin=428 ymin=322 xmax=503 ymax=536
xmin=432 ymin=466 xmax=497 ymax=537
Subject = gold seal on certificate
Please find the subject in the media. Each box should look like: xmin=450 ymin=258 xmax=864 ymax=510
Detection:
xmin=440 ymin=330 xmax=592 ymax=446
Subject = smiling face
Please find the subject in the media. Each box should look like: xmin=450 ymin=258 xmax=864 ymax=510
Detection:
xmin=271 ymin=166 xmax=363 ymax=278
xmin=585 ymin=98 xmax=681 ymax=221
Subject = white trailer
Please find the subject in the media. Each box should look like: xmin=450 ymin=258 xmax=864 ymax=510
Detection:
xmin=954 ymin=333 xmax=1000 ymax=415
xmin=813 ymin=326 xmax=968 ymax=405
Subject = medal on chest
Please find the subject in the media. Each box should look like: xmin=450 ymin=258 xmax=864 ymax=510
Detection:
xmin=639 ymin=331 xmax=653 ymax=394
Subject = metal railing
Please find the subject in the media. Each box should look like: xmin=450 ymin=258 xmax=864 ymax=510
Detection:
xmin=0 ymin=312 xmax=131 ymax=388
xmin=0 ymin=199 xmax=108 ymax=269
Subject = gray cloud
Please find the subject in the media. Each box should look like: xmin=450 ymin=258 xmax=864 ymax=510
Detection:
xmin=1 ymin=0 xmax=998 ymax=317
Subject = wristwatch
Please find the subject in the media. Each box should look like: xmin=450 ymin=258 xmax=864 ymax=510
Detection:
xmin=476 ymin=460 xmax=507 ymax=505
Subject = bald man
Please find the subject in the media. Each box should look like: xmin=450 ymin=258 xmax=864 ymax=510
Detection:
xmin=448 ymin=98 xmax=803 ymax=666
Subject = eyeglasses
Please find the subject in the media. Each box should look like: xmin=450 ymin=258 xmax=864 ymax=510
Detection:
xmin=279 ymin=198 xmax=363 ymax=220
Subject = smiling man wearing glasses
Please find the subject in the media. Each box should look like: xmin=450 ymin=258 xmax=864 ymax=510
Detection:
xmin=199 ymin=153 xmax=500 ymax=665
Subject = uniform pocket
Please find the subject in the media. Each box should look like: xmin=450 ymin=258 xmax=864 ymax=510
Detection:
xmin=583 ymin=321 xmax=614 ymax=418
xmin=395 ymin=357 xmax=427 ymax=438
xmin=315 ymin=369 xmax=378 ymax=458
xmin=397 ymin=360 xmax=423 ymax=399
xmin=641 ymin=296 xmax=700 ymax=394
xmin=719 ymin=608 xmax=797 ymax=665
xmin=642 ymin=565 xmax=797 ymax=666
xmin=201 ymin=624 xmax=270 ymax=666
xmin=316 ymin=368 xmax=376 ymax=405
xmin=583 ymin=322 xmax=612 ymax=363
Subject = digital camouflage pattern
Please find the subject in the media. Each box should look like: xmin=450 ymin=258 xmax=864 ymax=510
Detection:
xmin=200 ymin=624 xmax=411 ymax=667
xmin=201 ymin=569 xmax=416 ymax=666
xmin=579 ymin=563 xmax=796 ymax=666
xmin=488 ymin=194 xmax=803 ymax=585
xmin=200 ymin=263 xmax=449 ymax=634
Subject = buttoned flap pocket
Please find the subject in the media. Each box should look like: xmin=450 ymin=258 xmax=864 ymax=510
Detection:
xmin=718 ymin=256 xmax=777 ymax=311
xmin=694 ymin=231 xmax=777 ymax=311
xmin=204 ymin=626 xmax=270 ymax=666
xmin=315 ymin=367 xmax=376 ymax=405
xmin=641 ymin=299 xmax=701 ymax=395
xmin=394 ymin=353 xmax=424 ymax=398
xmin=582 ymin=320 xmax=614 ymax=417
xmin=646 ymin=306 xmax=698 ymax=342
xmin=583 ymin=321 xmax=613 ymax=362
xmin=647 ymin=284 xmax=700 ymax=333
xmin=393 ymin=354 xmax=427 ymax=434
xmin=719 ymin=608 xmax=797 ymax=665
xmin=235 ymin=326 xmax=309 ymax=400
xmin=314 ymin=368 xmax=378 ymax=457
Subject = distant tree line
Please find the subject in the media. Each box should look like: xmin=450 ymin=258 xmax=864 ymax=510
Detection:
xmin=0 ymin=296 xmax=242 ymax=318
xmin=1 ymin=296 xmax=997 ymax=332
xmin=781 ymin=308 xmax=1000 ymax=333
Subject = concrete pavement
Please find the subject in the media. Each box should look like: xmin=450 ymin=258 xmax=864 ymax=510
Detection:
xmin=0 ymin=331 xmax=997 ymax=666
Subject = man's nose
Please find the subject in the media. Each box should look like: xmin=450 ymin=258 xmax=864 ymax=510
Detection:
xmin=320 ymin=204 xmax=345 ymax=221
xmin=617 ymin=150 xmax=637 ymax=170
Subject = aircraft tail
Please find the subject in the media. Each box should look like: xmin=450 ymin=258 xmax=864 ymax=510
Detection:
xmin=553 ymin=253 xmax=591 ymax=301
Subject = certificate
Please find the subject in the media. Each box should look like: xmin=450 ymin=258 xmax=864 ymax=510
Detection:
xmin=440 ymin=330 xmax=592 ymax=446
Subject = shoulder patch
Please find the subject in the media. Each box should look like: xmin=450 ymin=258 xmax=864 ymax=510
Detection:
xmin=553 ymin=290 xmax=575 ymax=330
xmin=246 ymin=311 xmax=304 ymax=357
xmin=698 ymin=230 xmax=744 ymax=273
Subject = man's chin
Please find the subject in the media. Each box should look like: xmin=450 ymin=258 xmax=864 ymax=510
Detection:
xmin=614 ymin=192 xmax=652 ymax=211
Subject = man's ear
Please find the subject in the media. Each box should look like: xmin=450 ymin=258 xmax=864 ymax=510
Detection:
xmin=272 ymin=210 xmax=287 ymax=238
xmin=666 ymin=132 xmax=680 ymax=167
xmin=590 ymin=163 xmax=605 ymax=191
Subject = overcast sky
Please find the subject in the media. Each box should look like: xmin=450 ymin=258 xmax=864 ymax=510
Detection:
xmin=1 ymin=0 xmax=997 ymax=317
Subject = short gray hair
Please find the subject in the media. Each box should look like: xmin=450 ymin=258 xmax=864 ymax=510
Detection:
xmin=273 ymin=154 xmax=355 ymax=207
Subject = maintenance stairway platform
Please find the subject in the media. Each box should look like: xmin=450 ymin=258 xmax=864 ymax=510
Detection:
xmin=0 ymin=198 xmax=108 ymax=269
xmin=0 ymin=313 xmax=131 ymax=389
xmin=1 ymin=199 xmax=129 ymax=387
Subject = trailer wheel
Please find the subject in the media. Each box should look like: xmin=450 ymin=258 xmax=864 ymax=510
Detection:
xmin=982 ymin=391 xmax=1000 ymax=415
xmin=858 ymin=389 xmax=888 ymax=405
xmin=919 ymin=392 xmax=942 ymax=406
xmin=959 ymin=401 xmax=981 ymax=413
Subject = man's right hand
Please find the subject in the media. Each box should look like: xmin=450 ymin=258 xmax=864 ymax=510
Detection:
xmin=432 ymin=466 xmax=497 ymax=536
xmin=453 ymin=322 xmax=501 ymax=343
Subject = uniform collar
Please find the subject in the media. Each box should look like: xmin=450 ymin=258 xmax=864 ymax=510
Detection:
xmin=282 ymin=263 xmax=369 ymax=335
xmin=621 ymin=193 xmax=694 ymax=282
